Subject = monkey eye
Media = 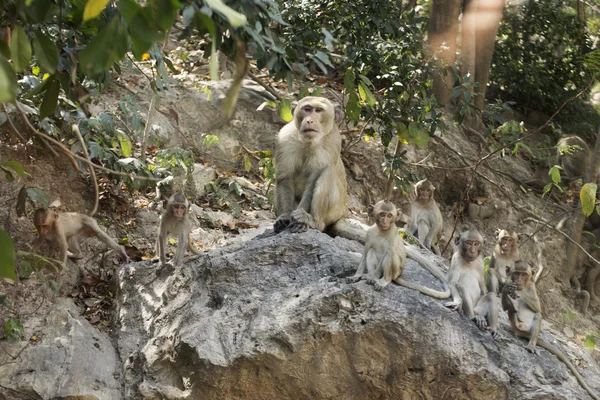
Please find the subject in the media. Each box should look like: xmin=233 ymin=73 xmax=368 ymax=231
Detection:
xmin=303 ymin=106 xmax=313 ymax=113
xmin=315 ymin=107 xmax=324 ymax=113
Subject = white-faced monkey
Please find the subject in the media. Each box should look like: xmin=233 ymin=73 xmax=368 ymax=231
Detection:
xmin=502 ymin=261 xmax=599 ymax=400
xmin=348 ymin=200 xmax=450 ymax=298
xmin=445 ymin=230 xmax=501 ymax=341
xmin=273 ymin=96 xmax=362 ymax=241
xmin=486 ymin=229 xmax=520 ymax=295
xmin=156 ymin=193 xmax=201 ymax=266
xmin=33 ymin=208 xmax=129 ymax=264
xmin=409 ymin=179 xmax=443 ymax=255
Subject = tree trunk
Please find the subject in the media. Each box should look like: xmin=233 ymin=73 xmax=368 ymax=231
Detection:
xmin=564 ymin=131 xmax=600 ymax=312
xmin=427 ymin=0 xmax=461 ymax=107
xmin=460 ymin=0 xmax=478 ymax=128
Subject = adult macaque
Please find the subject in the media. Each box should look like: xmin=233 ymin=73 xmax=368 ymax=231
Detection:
xmin=522 ymin=158 xmax=552 ymax=190
xmin=156 ymin=193 xmax=200 ymax=266
xmin=556 ymin=135 xmax=590 ymax=182
xmin=273 ymin=96 xmax=364 ymax=242
xmin=348 ymin=200 xmax=449 ymax=298
xmin=486 ymin=229 xmax=520 ymax=295
xmin=445 ymin=230 xmax=501 ymax=341
xmin=409 ymin=179 xmax=443 ymax=255
xmin=32 ymin=209 xmax=129 ymax=264
xmin=502 ymin=261 xmax=599 ymax=400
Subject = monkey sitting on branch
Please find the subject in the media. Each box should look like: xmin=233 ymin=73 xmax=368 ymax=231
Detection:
xmin=502 ymin=261 xmax=600 ymax=400
xmin=348 ymin=200 xmax=450 ymax=298
xmin=273 ymin=96 xmax=364 ymax=243
xmin=486 ymin=229 xmax=520 ymax=296
xmin=33 ymin=208 xmax=129 ymax=264
xmin=156 ymin=193 xmax=201 ymax=267
xmin=445 ymin=230 xmax=501 ymax=341
xmin=409 ymin=179 xmax=443 ymax=255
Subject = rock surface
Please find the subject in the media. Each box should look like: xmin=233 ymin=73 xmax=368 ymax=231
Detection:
xmin=0 ymin=298 xmax=121 ymax=400
xmin=116 ymin=231 xmax=600 ymax=400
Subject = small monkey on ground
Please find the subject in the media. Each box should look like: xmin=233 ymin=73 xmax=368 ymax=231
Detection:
xmin=409 ymin=179 xmax=443 ymax=255
xmin=502 ymin=261 xmax=599 ymax=400
xmin=486 ymin=229 xmax=520 ymax=295
xmin=156 ymin=193 xmax=201 ymax=266
xmin=33 ymin=209 xmax=129 ymax=264
xmin=273 ymin=96 xmax=363 ymax=242
xmin=348 ymin=200 xmax=450 ymax=298
xmin=445 ymin=230 xmax=501 ymax=341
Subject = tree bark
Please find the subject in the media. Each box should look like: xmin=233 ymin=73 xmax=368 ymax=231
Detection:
xmin=427 ymin=0 xmax=461 ymax=107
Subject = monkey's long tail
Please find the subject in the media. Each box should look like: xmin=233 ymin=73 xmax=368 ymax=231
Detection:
xmin=396 ymin=278 xmax=451 ymax=299
xmin=405 ymin=244 xmax=448 ymax=283
xmin=537 ymin=339 xmax=600 ymax=400
xmin=329 ymin=219 xmax=367 ymax=244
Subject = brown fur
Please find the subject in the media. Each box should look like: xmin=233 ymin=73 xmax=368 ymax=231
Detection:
xmin=486 ymin=229 xmax=520 ymax=295
xmin=409 ymin=179 xmax=443 ymax=255
xmin=156 ymin=193 xmax=200 ymax=266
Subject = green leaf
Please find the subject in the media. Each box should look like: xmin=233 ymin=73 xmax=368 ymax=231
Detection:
xmin=0 ymin=228 xmax=16 ymax=280
xmin=1 ymin=161 xmax=30 ymax=177
xmin=408 ymin=121 xmax=429 ymax=149
xmin=0 ymin=55 xmax=18 ymax=102
xmin=345 ymin=92 xmax=360 ymax=122
xmin=204 ymin=0 xmax=247 ymax=27
xmin=156 ymin=0 xmax=181 ymax=31
xmin=80 ymin=18 xmax=128 ymax=76
xmin=580 ymin=183 xmax=597 ymax=217
xmin=584 ymin=333 xmax=596 ymax=349
xmin=11 ymin=26 xmax=32 ymax=73
xmin=0 ymin=39 xmax=10 ymax=59
xmin=32 ymin=32 xmax=59 ymax=73
xmin=39 ymin=77 xmax=60 ymax=120
xmin=48 ymin=280 xmax=59 ymax=292
xmin=564 ymin=305 xmax=575 ymax=321
xmin=83 ymin=0 xmax=110 ymax=22
xmin=116 ymin=130 xmax=133 ymax=157
xmin=22 ymin=187 xmax=48 ymax=210
xmin=397 ymin=122 xmax=409 ymax=144
xmin=358 ymin=82 xmax=376 ymax=107
xmin=4 ymin=318 xmax=24 ymax=344
xmin=244 ymin=154 xmax=252 ymax=172
xmin=344 ymin=67 xmax=355 ymax=96
xmin=279 ymin=99 xmax=293 ymax=122
xmin=18 ymin=260 xmax=34 ymax=279
xmin=550 ymin=165 xmax=561 ymax=184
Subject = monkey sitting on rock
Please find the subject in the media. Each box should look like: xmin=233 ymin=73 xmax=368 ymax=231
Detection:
xmin=409 ymin=179 xmax=443 ymax=255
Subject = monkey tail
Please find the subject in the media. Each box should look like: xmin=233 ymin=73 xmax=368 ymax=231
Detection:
xmin=395 ymin=278 xmax=451 ymax=299
xmin=533 ymin=235 xmax=544 ymax=282
xmin=328 ymin=219 xmax=367 ymax=244
xmin=73 ymin=124 xmax=99 ymax=217
xmin=537 ymin=339 xmax=600 ymax=400
xmin=404 ymin=244 xmax=447 ymax=283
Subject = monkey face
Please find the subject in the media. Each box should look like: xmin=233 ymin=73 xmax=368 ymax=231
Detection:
xmin=461 ymin=239 xmax=482 ymax=261
xmin=511 ymin=270 xmax=531 ymax=290
xmin=499 ymin=235 xmax=515 ymax=251
xmin=417 ymin=188 xmax=432 ymax=204
xmin=294 ymin=97 xmax=333 ymax=141
xmin=376 ymin=210 xmax=397 ymax=231
xmin=34 ymin=210 xmax=56 ymax=235
xmin=171 ymin=204 xmax=187 ymax=219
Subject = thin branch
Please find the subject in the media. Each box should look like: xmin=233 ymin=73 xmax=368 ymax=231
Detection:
xmin=247 ymin=70 xmax=281 ymax=100
xmin=1 ymin=104 xmax=27 ymax=144
xmin=14 ymin=103 xmax=161 ymax=182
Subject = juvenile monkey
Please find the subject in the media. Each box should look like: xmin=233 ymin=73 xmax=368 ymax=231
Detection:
xmin=156 ymin=193 xmax=200 ymax=266
xmin=33 ymin=208 xmax=129 ymax=264
xmin=445 ymin=230 xmax=501 ymax=341
xmin=486 ymin=229 xmax=520 ymax=295
xmin=273 ymin=96 xmax=363 ymax=242
xmin=502 ymin=261 xmax=600 ymax=400
xmin=556 ymin=135 xmax=590 ymax=181
xmin=348 ymin=200 xmax=450 ymax=298
xmin=522 ymin=158 xmax=552 ymax=190
xmin=409 ymin=179 xmax=443 ymax=255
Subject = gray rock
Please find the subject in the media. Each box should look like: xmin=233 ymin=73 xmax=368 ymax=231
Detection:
xmin=116 ymin=231 xmax=600 ymax=400
xmin=189 ymin=164 xmax=217 ymax=196
xmin=0 ymin=298 xmax=121 ymax=400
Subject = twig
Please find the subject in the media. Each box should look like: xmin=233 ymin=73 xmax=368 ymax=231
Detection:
xmin=1 ymin=104 xmax=27 ymax=144
xmin=127 ymin=53 xmax=153 ymax=83
xmin=72 ymin=124 xmax=99 ymax=216
xmin=14 ymin=103 xmax=161 ymax=182
xmin=247 ymin=70 xmax=281 ymax=100
xmin=141 ymin=94 xmax=156 ymax=162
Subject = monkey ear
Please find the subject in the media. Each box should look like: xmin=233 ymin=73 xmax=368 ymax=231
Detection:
xmin=531 ymin=268 xmax=538 ymax=280
xmin=454 ymin=234 xmax=462 ymax=246
xmin=495 ymin=228 xmax=501 ymax=239
xmin=517 ymin=232 xmax=526 ymax=242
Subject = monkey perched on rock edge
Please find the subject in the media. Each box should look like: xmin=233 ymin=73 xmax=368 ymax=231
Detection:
xmin=502 ymin=261 xmax=600 ymax=400
xmin=445 ymin=230 xmax=501 ymax=341
xmin=409 ymin=179 xmax=443 ymax=255
xmin=33 ymin=208 xmax=129 ymax=264
xmin=273 ymin=96 xmax=364 ymax=243
xmin=156 ymin=193 xmax=201 ymax=267
xmin=486 ymin=229 xmax=520 ymax=296
xmin=347 ymin=200 xmax=450 ymax=298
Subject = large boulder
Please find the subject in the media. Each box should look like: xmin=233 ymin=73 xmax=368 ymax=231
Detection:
xmin=116 ymin=231 xmax=600 ymax=400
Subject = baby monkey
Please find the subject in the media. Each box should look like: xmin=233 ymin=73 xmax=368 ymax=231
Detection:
xmin=349 ymin=200 xmax=449 ymax=298
xmin=33 ymin=208 xmax=129 ymax=264
xmin=156 ymin=193 xmax=201 ymax=266
xmin=502 ymin=261 xmax=599 ymax=400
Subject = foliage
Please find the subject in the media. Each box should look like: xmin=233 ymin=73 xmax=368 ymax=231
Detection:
xmin=490 ymin=0 xmax=593 ymax=114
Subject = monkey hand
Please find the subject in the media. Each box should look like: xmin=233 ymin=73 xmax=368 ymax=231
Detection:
xmin=504 ymin=282 xmax=518 ymax=300
xmin=274 ymin=215 xmax=292 ymax=233
xmin=490 ymin=330 xmax=502 ymax=341
xmin=444 ymin=300 xmax=462 ymax=311
xmin=345 ymin=275 xmax=363 ymax=284
xmin=524 ymin=344 xmax=538 ymax=355
xmin=472 ymin=316 xmax=489 ymax=331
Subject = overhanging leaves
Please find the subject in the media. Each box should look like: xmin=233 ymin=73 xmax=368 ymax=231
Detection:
xmin=580 ymin=183 xmax=597 ymax=217
xmin=11 ymin=25 xmax=32 ymax=73
xmin=32 ymin=31 xmax=59 ymax=73
xmin=0 ymin=55 xmax=18 ymax=102
xmin=0 ymin=228 xmax=16 ymax=281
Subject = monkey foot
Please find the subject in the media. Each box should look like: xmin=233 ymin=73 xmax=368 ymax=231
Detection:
xmin=490 ymin=330 xmax=502 ymax=341
xmin=444 ymin=301 xmax=461 ymax=311
xmin=471 ymin=316 xmax=489 ymax=331
xmin=345 ymin=275 xmax=362 ymax=284
xmin=525 ymin=344 xmax=538 ymax=355
xmin=288 ymin=221 xmax=308 ymax=233
xmin=274 ymin=216 xmax=292 ymax=233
